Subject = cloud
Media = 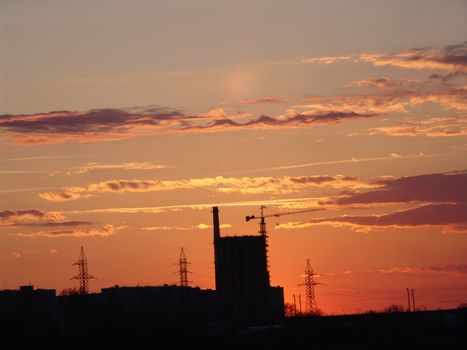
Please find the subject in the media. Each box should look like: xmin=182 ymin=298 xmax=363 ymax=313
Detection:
xmin=0 ymin=209 xmax=64 ymax=223
xmin=61 ymin=196 xmax=326 ymax=215
xmin=238 ymin=96 xmax=293 ymax=104
xmin=345 ymin=78 xmax=423 ymax=90
xmin=376 ymin=265 xmax=467 ymax=276
xmin=10 ymin=252 xmax=21 ymax=258
xmin=232 ymin=86 xmax=465 ymax=114
xmin=0 ymin=106 xmax=198 ymax=145
xmin=408 ymin=87 xmax=467 ymax=111
xmin=275 ymin=203 xmax=467 ymax=232
xmin=141 ymin=223 xmax=232 ymax=231
xmin=201 ymin=108 xmax=252 ymax=120
xmin=141 ymin=226 xmax=191 ymax=231
xmin=0 ymin=209 xmax=92 ymax=227
xmin=301 ymin=87 xmax=466 ymax=113
xmin=4 ymin=44 xmax=462 ymax=146
xmin=182 ymin=110 xmax=378 ymax=133
xmin=17 ymin=224 xmax=125 ymax=238
xmin=0 ymin=155 xmax=88 ymax=162
xmin=0 ymin=170 xmax=49 ymax=175
xmin=359 ymin=41 xmax=467 ymax=73
xmin=295 ymin=42 xmax=467 ymax=73
xmin=232 ymin=153 xmax=431 ymax=173
xmin=39 ymin=175 xmax=373 ymax=202
xmin=276 ymin=170 xmax=467 ymax=233
xmin=20 ymin=221 xmax=93 ymax=227
xmin=442 ymin=224 xmax=467 ymax=235
xmin=195 ymin=223 xmax=232 ymax=230
xmin=371 ymin=117 xmax=467 ymax=137
xmin=63 ymin=161 xmax=167 ymax=175
xmin=299 ymin=55 xmax=353 ymax=65
xmin=0 ymin=105 xmax=378 ymax=145
xmin=335 ymin=170 xmax=467 ymax=206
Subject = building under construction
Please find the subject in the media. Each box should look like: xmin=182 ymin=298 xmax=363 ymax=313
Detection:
xmin=212 ymin=206 xmax=284 ymax=325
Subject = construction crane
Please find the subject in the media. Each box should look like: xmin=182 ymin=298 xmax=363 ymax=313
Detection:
xmin=245 ymin=205 xmax=322 ymax=236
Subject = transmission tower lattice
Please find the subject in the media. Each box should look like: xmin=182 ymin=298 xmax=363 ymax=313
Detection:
xmin=177 ymin=247 xmax=190 ymax=287
xmin=71 ymin=246 xmax=96 ymax=294
xmin=303 ymin=259 xmax=319 ymax=314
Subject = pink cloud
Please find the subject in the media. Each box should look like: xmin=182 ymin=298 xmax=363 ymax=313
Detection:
xmin=0 ymin=106 xmax=379 ymax=145
xmin=359 ymin=42 xmax=467 ymax=72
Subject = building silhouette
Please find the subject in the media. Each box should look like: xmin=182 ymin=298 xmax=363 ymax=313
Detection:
xmin=213 ymin=206 xmax=284 ymax=325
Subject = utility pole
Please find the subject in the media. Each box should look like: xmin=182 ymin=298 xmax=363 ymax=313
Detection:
xmin=71 ymin=246 xmax=96 ymax=294
xmin=299 ymin=294 xmax=302 ymax=316
xmin=406 ymin=288 xmax=416 ymax=311
xmin=293 ymin=294 xmax=297 ymax=316
xmin=407 ymin=288 xmax=411 ymax=311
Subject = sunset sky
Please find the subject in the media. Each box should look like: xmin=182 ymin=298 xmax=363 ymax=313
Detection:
xmin=1 ymin=0 xmax=466 ymax=314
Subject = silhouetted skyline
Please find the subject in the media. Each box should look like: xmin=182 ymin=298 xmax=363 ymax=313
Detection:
xmin=1 ymin=0 xmax=466 ymax=315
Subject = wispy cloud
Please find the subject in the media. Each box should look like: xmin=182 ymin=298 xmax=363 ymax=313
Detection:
xmin=345 ymin=77 xmax=425 ymax=90
xmin=0 ymin=209 xmax=91 ymax=227
xmin=294 ymin=42 xmax=467 ymax=73
xmin=141 ymin=226 xmax=192 ymax=231
xmin=60 ymin=197 xmax=326 ymax=215
xmin=62 ymin=161 xmax=167 ymax=175
xmin=0 ymin=155 xmax=95 ymax=162
xmin=360 ymin=41 xmax=467 ymax=73
xmin=141 ymin=223 xmax=232 ymax=231
xmin=0 ymin=170 xmax=49 ymax=175
xmin=17 ymin=224 xmax=125 ymax=238
xmin=238 ymin=96 xmax=292 ymax=105
xmin=376 ymin=265 xmax=467 ymax=276
xmin=39 ymin=175 xmax=373 ymax=202
xmin=371 ymin=117 xmax=467 ymax=137
xmin=299 ymin=55 xmax=353 ymax=65
xmin=231 ymin=86 xmax=466 ymax=114
xmin=232 ymin=153 xmax=431 ymax=173
xmin=300 ymin=87 xmax=466 ymax=113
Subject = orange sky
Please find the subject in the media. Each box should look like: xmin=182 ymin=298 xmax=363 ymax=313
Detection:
xmin=1 ymin=0 xmax=466 ymax=315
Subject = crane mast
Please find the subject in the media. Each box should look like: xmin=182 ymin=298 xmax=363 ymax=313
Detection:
xmin=259 ymin=205 xmax=267 ymax=236
xmin=245 ymin=205 xmax=323 ymax=236
xmin=246 ymin=205 xmax=276 ymax=236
